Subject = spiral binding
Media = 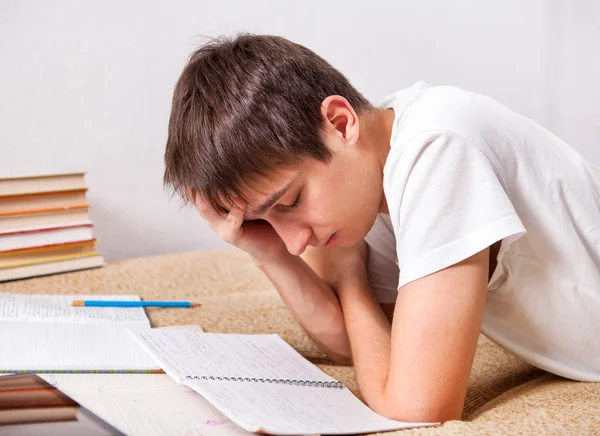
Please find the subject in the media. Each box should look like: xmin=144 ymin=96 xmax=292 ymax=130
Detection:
xmin=184 ymin=375 xmax=345 ymax=389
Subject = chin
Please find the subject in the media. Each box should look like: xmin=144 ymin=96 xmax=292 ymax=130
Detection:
xmin=335 ymin=210 xmax=380 ymax=248
xmin=351 ymin=214 xmax=378 ymax=243
xmin=336 ymin=231 xmax=363 ymax=248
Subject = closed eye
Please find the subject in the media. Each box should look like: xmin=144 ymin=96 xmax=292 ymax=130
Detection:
xmin=278 ymin=192 xmax=302 ymax=212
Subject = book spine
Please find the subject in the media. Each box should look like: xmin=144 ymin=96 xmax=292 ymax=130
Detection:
xmin=0 ymin=239 xmax=96 ymax=255
xmin=0 ymin=250 xmax=100 ymax=269
xmin=184 ymin=375 xmax=345 ymax=389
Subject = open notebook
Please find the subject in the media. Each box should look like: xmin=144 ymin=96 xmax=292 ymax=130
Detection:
xmin=131 ymin=330 xmax=436 ymax=435
xmin=37 ymin=325 xmax=258 ymax=436
xmin=0 ymin=293 xmax=157 ymax=372
xmin=39 ymin=373 xmax=255 ymax=436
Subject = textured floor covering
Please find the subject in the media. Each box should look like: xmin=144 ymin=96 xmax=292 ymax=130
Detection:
xmin=1 ymin=249 xmax=598 ymax=435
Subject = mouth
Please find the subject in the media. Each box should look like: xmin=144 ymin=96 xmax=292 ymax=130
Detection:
xmin=321 ymin=232 xmax=338 ymax=248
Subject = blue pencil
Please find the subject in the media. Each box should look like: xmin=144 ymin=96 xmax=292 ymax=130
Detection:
xmin=71 ymin=300 xmax=201 ymax=308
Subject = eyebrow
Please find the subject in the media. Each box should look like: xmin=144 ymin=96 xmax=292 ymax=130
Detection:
xmin=247 ymin=178 xmax=298 ymax=219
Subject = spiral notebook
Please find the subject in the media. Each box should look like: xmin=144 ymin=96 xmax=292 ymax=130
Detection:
xmin=130 ymin=330 xmax=436 ymax=435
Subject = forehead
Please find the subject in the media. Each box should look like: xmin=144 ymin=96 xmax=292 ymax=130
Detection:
xmin=229 ymin=167 xmax=302 ymax=220
xmin=240 ymin=166 xmax=298 ymax=200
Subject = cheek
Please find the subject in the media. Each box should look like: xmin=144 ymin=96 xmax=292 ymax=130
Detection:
xmin=307 ymin=183 xmax=354 ymax=220
xmin=304 ymin=173 xmax=369 ymax=226
xmin=299 ymin=198 xmax=332 ymax=227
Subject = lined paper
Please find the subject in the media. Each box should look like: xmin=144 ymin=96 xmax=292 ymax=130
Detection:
xmin=191 ymin=378 xmax=427 ymax=435
xmin=0 ymin=293 xmax=149 ymax=324
xmin=39 ymin=374 xmax=254 ymax=436
xmin=35 ymin=326 xmax=257 ymax=436
xmin=131 ymin=331 xmax=434 ymax=435
xmin=0 ymin=293 xmax=153 ymax=371
xmin=0 ymin=323 xmax=157 ymax=371
xmin=132 ymin=331 xmax=336 ymax=383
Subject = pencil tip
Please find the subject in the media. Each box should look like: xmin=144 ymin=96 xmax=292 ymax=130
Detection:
xmin=71 ymin=300 xmax=85 ymax=307
xmin=191 ymin=303 xmax=202 ymax=308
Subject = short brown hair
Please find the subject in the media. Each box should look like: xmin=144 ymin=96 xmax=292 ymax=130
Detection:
xmin=164 ymin=33 xmax=372 ymax=213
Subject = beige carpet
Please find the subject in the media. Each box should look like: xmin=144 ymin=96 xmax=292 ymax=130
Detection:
xmin=2 ymin=249 xmax=599 ymax=435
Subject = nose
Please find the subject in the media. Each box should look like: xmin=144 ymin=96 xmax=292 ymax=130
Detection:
xmin=272 ymin=221 xmax=312 ymax=256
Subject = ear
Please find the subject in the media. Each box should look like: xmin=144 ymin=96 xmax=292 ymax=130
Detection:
xmin=320 ymin=95 xmax=359 ymax=146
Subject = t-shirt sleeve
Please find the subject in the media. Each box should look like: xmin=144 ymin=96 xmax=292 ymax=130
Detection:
xmin=385 ymin=132 xmax=526 ymax=288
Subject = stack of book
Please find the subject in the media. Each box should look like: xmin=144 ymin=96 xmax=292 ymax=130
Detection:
xmin=0 ymin=173 xmax=105 ymax=282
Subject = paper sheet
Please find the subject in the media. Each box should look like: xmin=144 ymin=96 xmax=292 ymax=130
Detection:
xmin=36 ymin=326 xmax=255 ymax=436
xmin=0 ymin=323 xmax=157 ymax=371
xmin=131 ymin=331 xmax=434 ymax=435
xmin=132 ymin=331 xmax=337 ymax=383
xmin=188 ymin=378 xmax=429 ymax=435
xmin=39 ymin=374 xmax=253 ymax=436
xmin=0 ymin=293 xmax=149 ymax=324
xmin=0 ymin=293 xmax=153 ymax=371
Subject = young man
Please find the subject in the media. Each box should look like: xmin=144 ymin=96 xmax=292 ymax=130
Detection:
xmin=163 ymin=34 xmax=600 ymax=423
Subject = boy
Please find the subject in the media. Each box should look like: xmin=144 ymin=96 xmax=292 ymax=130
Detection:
xmin=163 ymin=34 xmax=600 ymax=423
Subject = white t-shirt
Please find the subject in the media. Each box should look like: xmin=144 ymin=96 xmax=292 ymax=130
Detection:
xmin=365 ymin=82 xmax=600 ymax=382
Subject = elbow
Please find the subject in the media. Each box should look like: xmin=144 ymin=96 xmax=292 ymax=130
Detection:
xmin=369 ymin=399 xmax=462 ymax=424
xmin=319 ymin=337 xmax=353 ymax=365
xmin=328 ymin=352 xmax=353 ymax=366
xmin=310 ymin=330 xmax=353 ymax=365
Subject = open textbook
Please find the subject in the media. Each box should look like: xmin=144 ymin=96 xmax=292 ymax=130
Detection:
xmin=38 ymin=326 xmax=257 ymax=436
xmin=0 ymin=293 xmax=157 ymax=372
xmin=131 ymin=330 xmax=436 ymax=435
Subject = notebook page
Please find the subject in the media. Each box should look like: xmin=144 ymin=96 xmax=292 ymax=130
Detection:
xmin=0 ymin=323 xmax=157 ymax=371
xmin=131 ymin=331 xmax=337 ymax=383
xmin=131 ymin=331 xmax=434 ymax=434
xmin=39 ymin=374 xmax=254 ymax=436
xmin=0 ymin=293 xmax=149 ymax=325
xmin=187 ymin=378 xmax=433 ymax=435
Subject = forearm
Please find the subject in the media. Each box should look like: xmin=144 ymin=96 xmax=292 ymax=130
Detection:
xmin=337 ymin=271 xmax=393 ymax=411
xmin=255 ymin=252 xmax=352 ymax=364
xmin=338 ymin=252 xmax=488 ymax=423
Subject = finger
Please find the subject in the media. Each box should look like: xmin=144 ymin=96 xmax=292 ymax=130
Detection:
xmin=219 ymin=198 xmax=247 ymax=244
xmin=226 ymin=198 xmax=246 ymax=226
xmin=194 ymin=196 xmax=224 ymax=228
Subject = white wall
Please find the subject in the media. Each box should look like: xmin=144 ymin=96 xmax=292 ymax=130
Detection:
xmin=546 ymin=1 xmax=600 ymax=162
xmin=0 ymin=1 xmax=598 ymax=260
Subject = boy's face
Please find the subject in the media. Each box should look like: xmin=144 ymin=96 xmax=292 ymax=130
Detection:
xmin=240 ymin=128 xmax=384 ymax=256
